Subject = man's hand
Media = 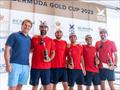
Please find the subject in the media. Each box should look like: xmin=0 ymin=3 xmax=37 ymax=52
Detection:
xmin=44 ymin=57 xmax=51 ymax=62
xmin=67 ymin=63 xmax=74 ymax=69
xmin=6 ymin=64 xmax=12 ymax=72
xmin=109 ymin=64 xmax=117 ymax=70
xmin=82 ymin=69 xmax=86 ymax=76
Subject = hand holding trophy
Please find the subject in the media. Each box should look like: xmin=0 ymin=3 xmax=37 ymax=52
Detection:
xmin=94 ymin=52 xmax=99 ymax=68
xmin=67 ymin=49 xmax=74 ymax=69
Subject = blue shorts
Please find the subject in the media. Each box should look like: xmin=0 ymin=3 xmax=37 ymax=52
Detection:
xmin=67 ymin=69 xmax=85 ymax=87
xmin=50 ymin=68 xmax=68 ymax=84
xmin=30 ymin=69 xmax=50 ymax=86
xmin=8 ymin=63 xmax=29 ymax=87
xmin=85 ymin=71 xmax=101 ymax=86
xmin=99 ymin=68 xmax=115 ymax=81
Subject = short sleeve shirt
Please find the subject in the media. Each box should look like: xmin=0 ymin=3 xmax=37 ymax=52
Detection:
xmin=95 ymin=40 xmax=117 ymax=68
xmin=67 ymin=44 xmax=83 ymax=69
xmin=83 ymin=45 xmax=99 ymax=72
xmin=31 ymin=35 xmax=55 ymax=69
xmin=6 ymin=31 xmax=31 ymax=65
xmin=51 ymin=39 xmax=67 ymax=68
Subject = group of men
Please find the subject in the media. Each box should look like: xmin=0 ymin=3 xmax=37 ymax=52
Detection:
xmin=4 ymin=19 xmax=118 ymax=90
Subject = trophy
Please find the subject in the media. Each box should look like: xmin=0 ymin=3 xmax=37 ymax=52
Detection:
xmin=94 ymin=52 xmax=99 ymax=68
xmin=40 ymin=37 xmax=49 ymax=61
xmin=68 ymin=49 xmax=74 ymax=69
xmin=43 ymin=42 xmax=49 ymax=61
xmin=107 ymin=53 xmax=113 ymax=67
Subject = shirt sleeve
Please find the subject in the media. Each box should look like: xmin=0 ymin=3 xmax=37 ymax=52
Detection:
xmin=31 ymin=37 xmax=35 ymax=50
xmin=5 ymin=33 xmax=16 ymax=47
xmin=111 ymin=41 xmax=117 ymax=52
xmin=80 ymin=45 xmax=83 ymax=56
xmin=51 ymin=39 xmax=56 ymax=51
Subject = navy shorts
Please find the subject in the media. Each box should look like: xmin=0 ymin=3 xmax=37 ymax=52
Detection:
xmin=99 ymin=68 xmax=115 ymax=81
xmin=84 ymin=71 xmax=101 ymax=86
xmin=67 ymin=69 xmax=85 ymax=87
xmin=50 ymin=68 xmax=68 ymax=84
xmin=30 ymin=69 xmax=50 ymax=86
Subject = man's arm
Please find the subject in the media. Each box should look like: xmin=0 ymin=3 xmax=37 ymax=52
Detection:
xmin=4 ymin=45 xmax=11 ymax=72
xmin=114 ymin=52 xmax=118 ymax=66
xmin=81 ymin=56 xmax=86 ymax=75
xmin=49 ymin=50 xmax=55 ymax=61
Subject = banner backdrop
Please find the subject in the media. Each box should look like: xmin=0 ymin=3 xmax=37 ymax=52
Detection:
xmin=0 ymin=0 xmax=106 ymax=72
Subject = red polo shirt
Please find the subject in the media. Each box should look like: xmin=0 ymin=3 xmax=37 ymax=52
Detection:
xmin=95 ymin=40 xmax=117 ymax=68
xmin=51 ymin=39 xmax=67 ymax=68
xmin=31 ymin=35 xmax=55 ymax=69
xmin=83 ymin=45 xmax=99 ymax=73
xmin=67 ymin=44 xmax=83 ymax=70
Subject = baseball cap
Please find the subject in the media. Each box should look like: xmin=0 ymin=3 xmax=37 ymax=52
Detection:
xmin=69 ymin=32 xmax=76 ymax=37
xmin=99 ymin=27 xmax=108 ymax=35
xmin=55 ymin=29 xmax=62 ymax=33
xmin=39 ymin=21 xmax=48 ymax=27
xmin=85 ymin=34 xmax=92 ymax=39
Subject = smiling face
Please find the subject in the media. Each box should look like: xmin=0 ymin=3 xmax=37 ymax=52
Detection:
xmin=21 ymin=20 xmax=32 ymax=34
xmin=85 ymin=37 xmax=92 ymax=45
xmin=39 ymin=25 xmax=48 ymax=36
xmin=99 ymin=31 xmax=107 ymax=40
xmin=55 ymin=30 xmax=63 ymax=40
xmin=69 ymin=35 xmax=77 ymax=44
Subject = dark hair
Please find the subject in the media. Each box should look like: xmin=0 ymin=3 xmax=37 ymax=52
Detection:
xmin=22 ymin=19 xmax=32 ymax=27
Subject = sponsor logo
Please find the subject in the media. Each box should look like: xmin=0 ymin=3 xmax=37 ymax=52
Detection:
xmin=12 ymin=19 xmax=23 ymax=25
xmin=69 ymin=24 xmax=75 ymax=33
xmin=77 ymin=26 xmax=93 ymax=32
xmin=12 ymin=19 xmax=35 ymax=25
xmin=96 ymin=7 xmax=106 ymax=22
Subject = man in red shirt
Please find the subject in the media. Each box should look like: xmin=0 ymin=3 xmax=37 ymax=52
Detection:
xmin=51 ymin=29 xmax=68 ymax=90
xmin=67 ymin=33 xmax=86 ymax=90
xmin=95 ymin=28 xmax=118 ymax=90
xmin=83 ymin=34 xmax=100 ymax=90
xmin=30 ymin=21 xmax=55 ymax=90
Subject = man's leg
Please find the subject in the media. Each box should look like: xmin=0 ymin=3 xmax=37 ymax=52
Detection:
xmin=41 ymin=69 xmax=50 ymax=90
xmin=69 ymin=86 xmax=74 ymax=90
xmin=16 ymin=84 xmax=22 ymax=90
xmin=8 ymin=64 xmax=21 ymax=90
xmin=94 ymin=85 xmax=99 ymax=90
xmin=62 ymin=82 xmax=68 ymax=90
xmin=30 ymin=69 xmax=41 ymax=90
xmin=108 ymin=81 xmax=115 ymax=90
xmin=8 ymin=87 xmax=16 ymax=90
xmin=86 ymin=86 xmax=90 ymax=90
xmin=43 ymin=85 xmax=50 ymax=90
xmin=107 ymin=69 xmax=115 ymax=90
xmin=77 ymin=85 xmax=83 ymax=90
xmin=50 ymin=83 xmax=57 ymax=90
xmin=32 ymin=85 xmax=38 ymax=90
xmin=100 ymin=81 xmax=106 ymax=90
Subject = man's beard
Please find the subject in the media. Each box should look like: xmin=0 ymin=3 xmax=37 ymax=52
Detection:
xmin=41 ymin=30 xmax=47 ymax=35
xmin=101 ymin=37 xmax=105 ymax=40
xmin=71 ymin=41 xmax=76 ymax=44
xmin=56 ymin=37 xmax=61 ymax=39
